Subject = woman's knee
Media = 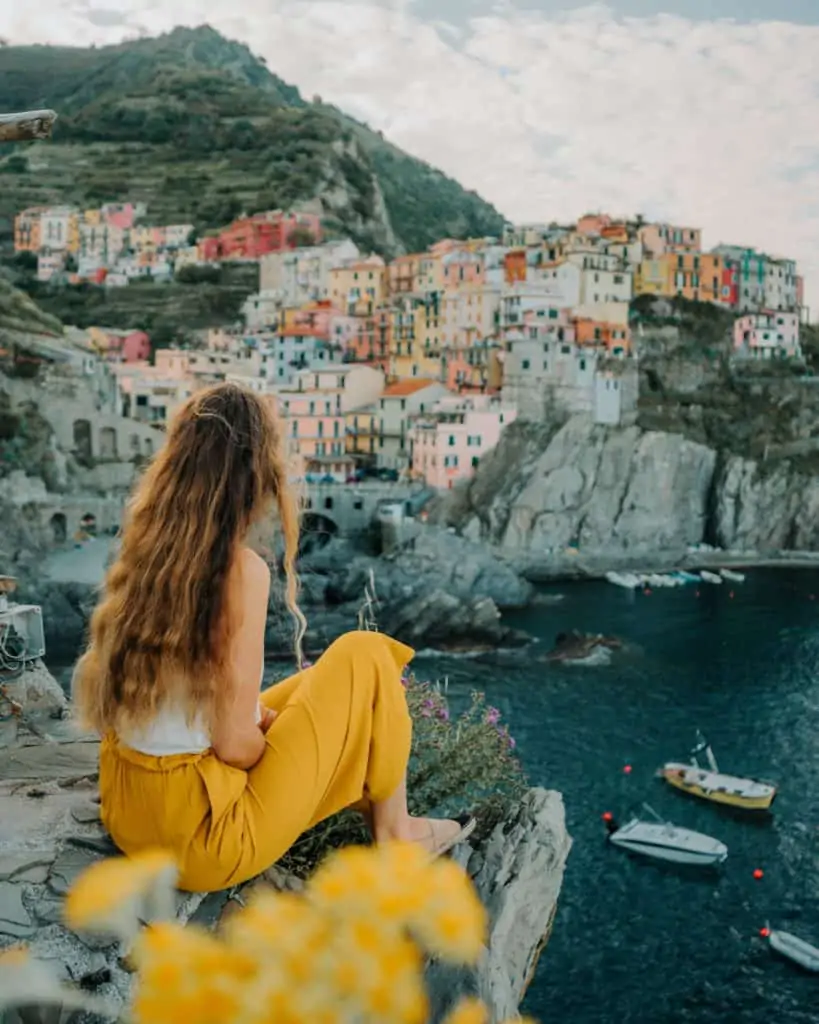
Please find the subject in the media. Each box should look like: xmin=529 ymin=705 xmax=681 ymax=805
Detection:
xmin=322 ymin=630 xmax=413 ymax=673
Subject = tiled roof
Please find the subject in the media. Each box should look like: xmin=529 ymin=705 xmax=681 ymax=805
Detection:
xmin=383 ymin=378 xmax=439 ymax=397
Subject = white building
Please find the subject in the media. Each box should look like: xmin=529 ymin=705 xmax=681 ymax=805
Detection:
xmin=260 ymin=333 xmax=333 ymax=385
xmin=375 ymin=378 xmax=451 ymax=470
xmin=733 ymin=311 xmax=801 ymax=360
xmin=763 ymin=258 xmax=799 ymax=313
xmin=36 ymin=251 xmax=65 ymax=282
xmin=593 ymin=365 xmax=639 ymax=426
xmin=440 ymin=286 xmax=501 ymax=348
xmin=39 ymin=206 xmax=77 ymax=252
xmin=257 ymin=239 xmax=360 ymax=314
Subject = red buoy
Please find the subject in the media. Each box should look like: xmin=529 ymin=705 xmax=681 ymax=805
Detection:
xmin=602 ymin=811 xmax=613 ymax=822
xmin=623 ymin=764 xmax=633 ymax=775
xmin=753 ymin=868 xmax=764 ymax=880
xmin=759 ymin=927 xmax=771 ymax=938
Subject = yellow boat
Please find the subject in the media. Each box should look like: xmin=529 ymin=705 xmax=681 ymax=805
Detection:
xmin=658 ymin=734 xmax=777 ymax=812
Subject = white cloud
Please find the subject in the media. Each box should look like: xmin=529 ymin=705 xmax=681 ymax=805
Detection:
xmin=4 ymin=1 xmax=819 ymax=309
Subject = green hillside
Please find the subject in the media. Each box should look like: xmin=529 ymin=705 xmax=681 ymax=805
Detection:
xmin=0 ymin=25 xmax=506 ymax=257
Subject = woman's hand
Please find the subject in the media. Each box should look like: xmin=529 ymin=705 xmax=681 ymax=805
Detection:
xmin=259 ymin=707 xmax=278 ymax=733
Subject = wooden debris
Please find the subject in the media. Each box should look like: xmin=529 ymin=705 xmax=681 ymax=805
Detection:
xmin=0 ymin=110 xmax=58 ymax=143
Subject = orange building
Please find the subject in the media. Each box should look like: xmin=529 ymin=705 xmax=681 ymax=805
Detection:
xmin=573 ymin=318 xmax=632 ymax=355
xmin=14 ymin=207 xmax=44 ymax=252
xmin=504 ymin=249 xmax=527 ymax=284
xmin=660 ymin=252 xmax=725 ymax=303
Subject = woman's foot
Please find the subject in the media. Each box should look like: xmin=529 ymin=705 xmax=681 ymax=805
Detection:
xmin=376 ymin=815 xmax=476 ymax=857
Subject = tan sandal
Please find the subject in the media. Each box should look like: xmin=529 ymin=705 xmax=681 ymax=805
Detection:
xmin=426 ymin=814 xmax=477 ymax=859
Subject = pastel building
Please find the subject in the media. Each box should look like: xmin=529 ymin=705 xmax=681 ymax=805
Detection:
xmin=639 ymin=223 xmax=701 ymax=257
xmin=256 ymin=239 xmax=360 ymax=315
xmin=375 ymin=378 xmax=450 ymax=470
xmin=329 ymin=257 xmax=388 ymax=316
xmin=275 ymin=364 xmax=385 ymax=480
xmin=440 ymin=286 xmax=501 ymax=348
xmin=501 ymin=333 xmax=596 ymax=420
xmin=410 ymin=394 xmax=518 ymax=489
xmin=14 ymin=207 xmax=44 ymax=252
xmin=88 ymin=327 xmax=151 ymax=363
xmin=199 ymin=211 xmax=322 ymax=263
xmin=733 ymin=311 xmax=801 ymax=360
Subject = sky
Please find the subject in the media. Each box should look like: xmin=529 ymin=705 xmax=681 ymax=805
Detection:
xmin=3 ymin=0 xmax=819 ymax=311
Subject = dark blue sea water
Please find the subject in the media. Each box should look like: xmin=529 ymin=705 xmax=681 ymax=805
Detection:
xmin=414 ymin=569 xmax=819 ymax=1024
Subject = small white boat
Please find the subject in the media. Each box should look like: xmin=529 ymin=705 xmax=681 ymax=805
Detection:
xmin=719 ymin=568 xmax=746 ymax=583
xmin=605 ymin=804 xmax=728 ymax=867
xmin=605 ymin=571 xmax=641 ymax=589
xmin=700 ymin=570 xmax=723 ymax=585
xmin=766 ymin=927 xmax=819 ymax=973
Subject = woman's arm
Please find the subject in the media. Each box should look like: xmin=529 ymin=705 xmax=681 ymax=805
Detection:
xmin=210 ymin=547 xmax=271 ymax=770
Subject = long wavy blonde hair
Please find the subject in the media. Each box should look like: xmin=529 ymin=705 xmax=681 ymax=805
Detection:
xmin=73 ymin=382 xmax=305 ymax=734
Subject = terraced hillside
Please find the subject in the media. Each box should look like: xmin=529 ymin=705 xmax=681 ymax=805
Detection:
xmin=0 ymin=25 xmax=506 ymax=256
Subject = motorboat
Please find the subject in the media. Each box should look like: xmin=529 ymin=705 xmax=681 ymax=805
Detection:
xmin=659 ymin=732 xmax=777 ymax=811
xmin=699 ymin=570 xmax=723 ymax=584
xmin=670 ymin=570 xmax=702 ymax=584
xmin=605 ymin=571 xmax=641 ymax=589
xmin=604 ymin=804 xmax=728 ymax=867
xmin=764 ymin=926 xmax=819 ymax=973
xmin=719 ymin=568 xmax=746 ymax=583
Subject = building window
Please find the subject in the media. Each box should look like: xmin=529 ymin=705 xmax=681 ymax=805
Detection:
xmin=448 ymin=435 xmax=456 ymax=446
xmin=353 ymin=498 xmax=363 ymax=510
xmin=522 ymin=359 xmax=530 ymax=370
xmin=580 ymin=359 xmax=586 ymax=371
xmin=324 ymin=496 xmax=333 ymax=510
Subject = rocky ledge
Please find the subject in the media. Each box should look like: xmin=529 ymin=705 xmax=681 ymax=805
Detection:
xmin=0 ymin=665 xmax=571 ymax=1024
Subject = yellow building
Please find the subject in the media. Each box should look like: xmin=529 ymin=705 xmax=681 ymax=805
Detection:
xmin=345 ymin=405 xmax=379 ymax=458
xmin=634 ymin=259 xmax=671 ymax=297
xmin=414 ymin=295 xmax=443 ymax=356
xmin=329 ymin=257 xmax=387 ymax=316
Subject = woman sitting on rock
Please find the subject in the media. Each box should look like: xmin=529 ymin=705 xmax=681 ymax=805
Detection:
xmin=72 ymin=382 xmax=474 ymax=892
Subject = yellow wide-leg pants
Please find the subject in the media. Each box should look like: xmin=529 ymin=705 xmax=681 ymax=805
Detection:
xmin=98 ymin=631 xmax=414 ymax=892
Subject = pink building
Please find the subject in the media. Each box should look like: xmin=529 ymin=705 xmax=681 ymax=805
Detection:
xmin=441 ymin=248 xmax=486 ymax=289
xmin=576 ymin=213 xmax=612 ymax=236
xmin=409 ymin=394 xmax=518 ymax=489
xmin=638 ymin=222 xmax=701 ymax=257
xmin=733 ymin=311 xmax=801 ymax=360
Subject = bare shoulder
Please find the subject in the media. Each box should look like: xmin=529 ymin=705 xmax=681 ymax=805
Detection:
xmin=234 ymin=546 xmax=271 ymax=593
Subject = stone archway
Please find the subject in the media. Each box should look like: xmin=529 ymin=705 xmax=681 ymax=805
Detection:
xmin=49 ymin=512 xmax=67 ymax=545
xmin=73 ymin=418 xmax=93 ymax=465
xmin=99 ymin=426 xmax=117 ymax=460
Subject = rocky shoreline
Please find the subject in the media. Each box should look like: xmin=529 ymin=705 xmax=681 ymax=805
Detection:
xmin=0 ymin=657 xmax=571 ymax=1024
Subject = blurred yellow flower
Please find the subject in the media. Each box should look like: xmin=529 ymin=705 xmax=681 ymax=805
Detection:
xmin=443 ymin=997 xmax=489 ymax=1024
xmin=0 ymin=840 xmax=538 ymax=1024
xmin=64 ymin=848 xmax=178 ymax=940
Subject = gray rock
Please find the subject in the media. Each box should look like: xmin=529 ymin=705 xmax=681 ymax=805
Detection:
xmin=0 ymin=881 xmax=35 ymax=938
xmin=713 ymin=454 xmax=819 ymax=551
xmin=0 ymin=852 xmax=54 ymax=883
xmin=451 ymin=417 xmax=717 ymax=560
xmin=428 ymin=788 xmax=572 ymax=1022
xmin=1 ymin=662 xmax=67 ymax=717
xmin=379 ymin=591 xmax=530 ymax=652
xmin=47 ymin=847 xmax=103 ymax=897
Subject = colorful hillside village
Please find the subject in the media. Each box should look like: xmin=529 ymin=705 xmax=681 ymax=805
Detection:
xmin=13 ymin=205 xmax=808 ymax=489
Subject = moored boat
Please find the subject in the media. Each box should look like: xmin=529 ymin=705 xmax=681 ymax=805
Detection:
xmin=765 ymin=926 xmax=819 ymax=973
xmin=700 ymin=570 xmax=723 ymax=584
xmin=604 ymin=804 xmax=728 ymax=867
xmin=719 ymin=568 xmax=746 ymax=583
xmin=605 ymin=571 xmax=641 ymax=589
xmin=659 ymin=732 xmax=777 ymax=811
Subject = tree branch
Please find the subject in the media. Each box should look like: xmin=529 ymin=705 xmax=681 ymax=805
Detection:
xmin=0 ymin=109 xmax=58 ymax=142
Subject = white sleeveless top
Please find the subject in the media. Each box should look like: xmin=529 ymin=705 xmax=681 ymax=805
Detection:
xmin=119 ymin=670 xmax=264 ymax=756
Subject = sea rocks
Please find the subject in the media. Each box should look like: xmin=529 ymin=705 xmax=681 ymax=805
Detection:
xmin=1 ymin=659 xmax=68 ymax=716
xmin=450 ymin=417 xmax=717 ymax=562
xmin=712 ymin=454 xmax=819 ymax=551
xmin=544 ymin=630 xmax=623 ymax=665
xmin=427 ymin=788 xmax=572 ymax=1022
xmin=378 ymin=591 xmax=530 ymax=653
xmin=322 ymin=528 xmax=533 ymax=610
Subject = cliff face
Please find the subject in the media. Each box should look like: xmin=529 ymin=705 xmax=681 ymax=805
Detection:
xmin=445 ymin=418 xmax=819 ymax=561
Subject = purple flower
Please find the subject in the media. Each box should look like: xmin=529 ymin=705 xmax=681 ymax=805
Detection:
xmin=437 ymin=706 xmax=450 ymax=721
xmin=507 ymin=735 xmax=516 ymax=750
xmin=422 ymin=698 xmax=435 ymax=710
xmin=421 ymin=709 xmax=432 ymax=718
xmin=301 ymin=659 xmax=313 ymax=670
xmin=484 ymin=706 xmax=501 ymax=726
